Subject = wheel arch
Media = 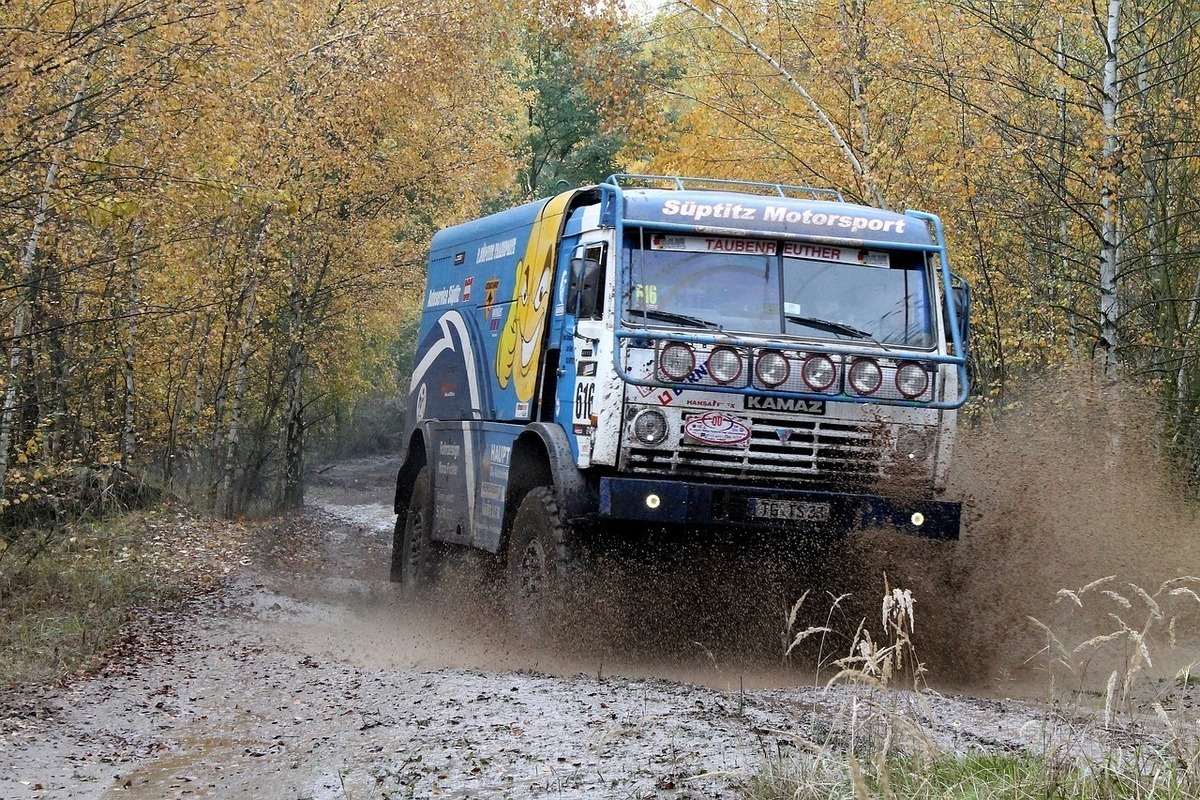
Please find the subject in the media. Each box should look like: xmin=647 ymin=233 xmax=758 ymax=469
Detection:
xmin=393 ymin=428 xmax=429 ymax=519
xmin=499 ymin=422 xmax=595 ymax=560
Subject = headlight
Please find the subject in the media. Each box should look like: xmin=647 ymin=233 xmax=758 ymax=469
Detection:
xmin=895 ymin=362 xmax=930 ymax=399
xmin=801 ymin=354 xmax=837 ymax=391
xmin=633 ymin=409 xmax=669 ymax=445
xmin=755 ymin=350 xmax=790 ymax=387
xmin=848 ymin=358 xmax=882 ymax=395
xmin=707 ymin=347 xmax=743 ymax=384
xmin=658 ymin=343 xmax=695 ymax=381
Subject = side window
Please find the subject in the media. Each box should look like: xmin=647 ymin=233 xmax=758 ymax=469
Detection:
xmin=567 ymin=242 xmax=607 ymax=319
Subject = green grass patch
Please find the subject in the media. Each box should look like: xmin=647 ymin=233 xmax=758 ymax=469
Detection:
xmin=0 ymin=508 xmax=247 ymax=685
xmin=764 ymin=574 xmax=1200 ymax=800
xmin=746 ymin=750 xmax=1198 ymax=800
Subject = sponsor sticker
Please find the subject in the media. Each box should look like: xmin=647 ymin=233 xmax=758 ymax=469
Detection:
xmin=475 ymin=237 xmax=517 ymax=264
xmin=657 ymin=198 xmax=909 ymax=235
xmin=426 ymin=284 xmax=463 ymax=308
xmin=650 ymin=234 xmax=777 ymax=255
xmin=414 ymin=384 xmax=427 ymax=420
xmin=483 ymin=277 xmax=500 ymax=307
xmin=683 ymin=411 xmax=752 ymax=446
xmin=782 ymin=242 xmax=890 ymax=268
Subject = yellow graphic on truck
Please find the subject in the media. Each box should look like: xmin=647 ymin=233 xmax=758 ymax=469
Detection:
xmin=495 ymin=190 xmax=575 ymax=404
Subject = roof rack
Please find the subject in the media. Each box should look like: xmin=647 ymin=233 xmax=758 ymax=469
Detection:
xmin=605 ymin=173 xmax=844 ymax=202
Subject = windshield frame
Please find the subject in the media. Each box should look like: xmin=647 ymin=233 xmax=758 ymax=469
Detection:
xmin=623 ymin=230 xmax=938 ymax=351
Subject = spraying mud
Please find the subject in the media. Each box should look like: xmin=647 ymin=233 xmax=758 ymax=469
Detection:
xmin=942 ymin=377 xmax=1198 ymax=693
xmin=2 ymin=377 xmax=1197 ymax=799
xmin=828 ymin=374 xmax=1200 ymax=698
xmin=382 ymin=372 xmax=1199 ymax=698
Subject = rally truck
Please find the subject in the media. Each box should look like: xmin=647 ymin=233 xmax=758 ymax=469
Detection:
xmin=391 ymin=175 xmax=970 ymax=622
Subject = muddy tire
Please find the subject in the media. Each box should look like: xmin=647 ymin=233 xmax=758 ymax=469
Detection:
xmin=507 ymin=487 xmax=572 ymax=638
xmin=390 ymin=466 xmax=441 ymax=595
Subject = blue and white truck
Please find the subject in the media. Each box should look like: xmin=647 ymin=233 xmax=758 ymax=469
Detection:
xmin=392 ymin=175 xmax=970 ymax=621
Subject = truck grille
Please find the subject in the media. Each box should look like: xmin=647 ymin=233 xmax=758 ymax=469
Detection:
xmin=625 ymin=416 xmax=888 ymax=490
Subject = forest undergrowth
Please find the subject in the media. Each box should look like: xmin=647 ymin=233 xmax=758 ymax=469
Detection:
xmin=0 ymin=507 xmax=249 ymax=685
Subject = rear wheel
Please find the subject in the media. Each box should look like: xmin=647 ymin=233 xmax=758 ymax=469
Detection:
xmin=507 ymin=487 xmax=572 ymax=638
xmin=390 ymin=466 xmax=441 ymax=595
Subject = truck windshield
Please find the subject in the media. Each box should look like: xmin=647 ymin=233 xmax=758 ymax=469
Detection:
xmin=625 ymin=237 xmax=935 ymax=348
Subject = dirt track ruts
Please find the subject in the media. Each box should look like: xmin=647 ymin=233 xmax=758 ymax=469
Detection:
xmin=0 ymin=455 xmax=1190 ymax=800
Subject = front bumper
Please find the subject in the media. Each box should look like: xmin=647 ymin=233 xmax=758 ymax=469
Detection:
xmin=598 ymin=476 xmax=960 ymax=540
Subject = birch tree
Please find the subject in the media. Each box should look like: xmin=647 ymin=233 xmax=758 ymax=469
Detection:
xmin=1097 ymin=0 xmax=1123 ymax=380
xmin=674 ymin=0 xmax=890 ymax=206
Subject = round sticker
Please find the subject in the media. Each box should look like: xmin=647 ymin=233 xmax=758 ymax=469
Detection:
xmin=683 ymin=412 xmax=751 ymax=446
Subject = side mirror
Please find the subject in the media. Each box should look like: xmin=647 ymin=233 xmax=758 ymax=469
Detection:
xmin=566 ymin=245 xmax=605 ymax=318
xmin=947 ymin=277 xmax=970 ymax=356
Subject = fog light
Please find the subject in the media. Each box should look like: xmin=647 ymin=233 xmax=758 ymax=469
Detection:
xmin=801 ymin=354 xmax=837 ymax=391
xmin=911 ymin=512 xmax=925 ymax=526
xmin=646 ymin=494 xmax=661 ymax=509
xmin=895 ymin=361 xmax=930 ymax=399
xmin=755 ymin=350 xmax=790 ymax=387
xmin=632 ymin=409 xmax=668 ymax=445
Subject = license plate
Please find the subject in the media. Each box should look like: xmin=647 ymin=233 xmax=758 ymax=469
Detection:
xmin=749 ymin=498 xmax=831 ymax=522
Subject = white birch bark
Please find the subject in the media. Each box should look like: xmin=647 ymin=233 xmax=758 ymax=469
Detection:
xmin=1097 ymin=0 xmax=1123 ymax=379
xmin=0 ymin=74 xmax=89 ymax=494
xmin=122 ymin=220 xmax=143 ymax=464
xmin=217 ymin=207 xmax=272 ymax=516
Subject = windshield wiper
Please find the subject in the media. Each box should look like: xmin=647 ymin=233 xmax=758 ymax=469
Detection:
xmin=633 ymin=309 xmax=723 ymax=330
xmin=785 ymin=314 xmax=875 ymax=341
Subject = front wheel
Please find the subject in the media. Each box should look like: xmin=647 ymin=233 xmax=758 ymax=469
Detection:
xmin=390 ymin=466 xmax=441 ymax=595
xmin=507 ymin=487 xmax=572 ymax=638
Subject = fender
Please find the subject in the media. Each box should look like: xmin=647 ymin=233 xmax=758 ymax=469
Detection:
xmin=393 ymin=426 xmax=431 ymax=518
xmin=516 ymin=422 xmax=596 ymax=523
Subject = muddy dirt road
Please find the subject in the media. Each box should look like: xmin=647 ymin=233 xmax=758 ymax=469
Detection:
xmin=1 ymin=452 xmax=1195 ymax=799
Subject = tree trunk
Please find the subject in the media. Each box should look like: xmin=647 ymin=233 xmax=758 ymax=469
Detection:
xmin=217 ymin=207 xmax=272 ymax=516
xmin=839 ymin=0 xmax=874 ymax=197
xmin=280 ymin=243 xmax=332 ymax=510
xmin=678 ymin=0 xmax=889 ymax=208
xmin=122 ymin=220 xmax=144 ymax=465
xmin=282 ymin=336 xmax=306 ymax=510
xmin=1055 ymin=20 xmax=1079 ymax=356
xmin=0 ymin=72 xmax=89 ymax=494
xmin=1097 ymin=0 xmax=1122 ymax=379
xmin=188 ymin=311 xmax=215 ymax=489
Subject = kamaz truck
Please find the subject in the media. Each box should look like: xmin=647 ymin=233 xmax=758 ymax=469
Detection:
xmin=392 ymin=175 xmax=970 ymax=623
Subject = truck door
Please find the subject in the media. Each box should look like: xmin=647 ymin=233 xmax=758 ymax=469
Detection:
xmin=552 ymin=237 xmax=609 ymax=468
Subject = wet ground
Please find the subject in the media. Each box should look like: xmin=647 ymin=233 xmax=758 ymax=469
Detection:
xmin=1 ymin=449 xmax=1196 ymax=799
